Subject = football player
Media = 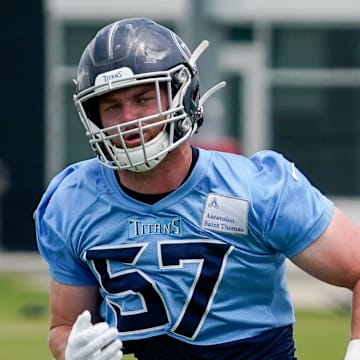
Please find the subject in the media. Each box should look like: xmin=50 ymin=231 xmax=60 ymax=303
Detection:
xmin=35 ymin=17 xmax=360 ymax=359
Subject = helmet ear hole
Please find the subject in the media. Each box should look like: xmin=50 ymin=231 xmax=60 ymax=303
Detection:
xmin=173 ymin=117 xmax=192 ymax=141
xmin=178 ymin=118 xmax=192 ymax=134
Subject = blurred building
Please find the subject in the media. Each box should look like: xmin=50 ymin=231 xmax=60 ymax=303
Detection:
xmin=2 ymin=0 xmax=360 ymax=250
xmin=45 ymin=0 xmax=360 ymax=185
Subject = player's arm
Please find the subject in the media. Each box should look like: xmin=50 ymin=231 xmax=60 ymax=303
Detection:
xmin=49 ymin=279 xmax=123 ymax=360
xmin=291 ymin=206 xmax=360 ymax=359
xmin=49 ymin=279 xmax=99 ymax=359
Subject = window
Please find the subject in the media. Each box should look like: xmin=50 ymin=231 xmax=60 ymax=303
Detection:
xmin=270 ymin=26 xmax=360 ymax=195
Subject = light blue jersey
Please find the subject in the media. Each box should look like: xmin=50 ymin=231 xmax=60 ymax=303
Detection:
xmin=35 ymin=149 xmax=333 ymax=346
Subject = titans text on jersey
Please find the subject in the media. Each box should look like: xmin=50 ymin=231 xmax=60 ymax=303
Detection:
xmin=129 ymin=218 xmax=181 ymax=237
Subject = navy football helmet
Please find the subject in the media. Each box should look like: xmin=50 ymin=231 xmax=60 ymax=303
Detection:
xmin=74 ymin=17 xmax=224 ymax=172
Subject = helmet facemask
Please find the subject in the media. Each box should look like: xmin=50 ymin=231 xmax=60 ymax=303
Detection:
xmin=74 ymin=64 xmax=194 ymax=172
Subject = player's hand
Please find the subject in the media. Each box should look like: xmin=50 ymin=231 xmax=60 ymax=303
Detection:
xmin=65 ymin=310 xmax=123 ymax=360
xmin=345 ymin=339 xmax=360 ymax=360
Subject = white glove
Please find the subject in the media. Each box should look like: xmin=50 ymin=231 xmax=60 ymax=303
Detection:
xmin=65 ymin=310 xmax=123 ymax=360
xmin=345 ymin=339 xmax=360 ymax=360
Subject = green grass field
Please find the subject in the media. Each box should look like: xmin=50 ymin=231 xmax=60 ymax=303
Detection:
xmin=0 ymin=272 xmax=350 ymax=359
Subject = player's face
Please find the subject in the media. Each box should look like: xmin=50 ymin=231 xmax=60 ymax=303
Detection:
xmin=98 ymin=84 xmax=169 ymax=149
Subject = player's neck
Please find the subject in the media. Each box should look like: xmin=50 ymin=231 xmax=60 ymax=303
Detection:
xmin=117 ymin=142 xmax=193 ymax=195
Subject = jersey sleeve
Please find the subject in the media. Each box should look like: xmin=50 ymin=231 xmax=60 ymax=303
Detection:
xmin=250 ymin=151 xmax=334 ymax=257
xmin=34 ymin=164 xmax=98 ymax=286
